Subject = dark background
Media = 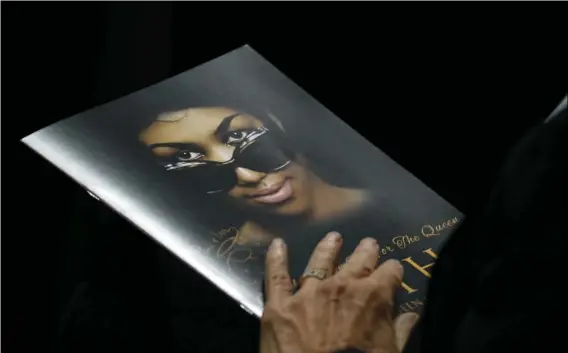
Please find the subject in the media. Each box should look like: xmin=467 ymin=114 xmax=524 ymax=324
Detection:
xmin=2 ymin=3 xmax=566 ymax=352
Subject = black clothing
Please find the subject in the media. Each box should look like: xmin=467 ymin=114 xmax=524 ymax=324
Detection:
xmin=407 ymin=109 xmax=568 ymax=353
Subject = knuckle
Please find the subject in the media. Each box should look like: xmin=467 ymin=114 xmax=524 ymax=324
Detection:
xmin=323 ymin=275 xmax=342 ymax=287
xmin=325 ymin=277 xmax=348 ymax=296
xmin=270 ymin=273 xmax=292 ymax=287
xmin=361 ymin=266 xmax=374 ymax=277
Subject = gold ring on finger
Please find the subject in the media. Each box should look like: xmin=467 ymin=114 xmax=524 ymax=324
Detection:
xmin=299 ymin=268 xmax=329 ymax=286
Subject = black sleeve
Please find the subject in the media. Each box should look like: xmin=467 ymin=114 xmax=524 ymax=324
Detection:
xmin=409 ymin=109 xmax=568 ymax=353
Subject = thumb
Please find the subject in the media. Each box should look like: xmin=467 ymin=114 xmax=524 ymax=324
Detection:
xmin=394 ymin=312 xmax=419 ymax=352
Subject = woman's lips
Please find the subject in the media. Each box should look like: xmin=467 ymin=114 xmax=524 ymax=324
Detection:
xmin=250 ymin=179 xmax=293 ymax=204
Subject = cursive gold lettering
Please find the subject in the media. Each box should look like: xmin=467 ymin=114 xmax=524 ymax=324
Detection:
xmin=208 ymin=228 xmax=258 ymax=285
xmin=392 ymin=234 xmax=421 ymax=249
xmin=422 ymin=217 xmax=459 ymax=238
xmin=421 ymin=224 xmax=439 ymax=238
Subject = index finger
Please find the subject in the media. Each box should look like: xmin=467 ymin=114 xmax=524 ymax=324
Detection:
xmin=265 ymin=238 xmax=293 ymax=303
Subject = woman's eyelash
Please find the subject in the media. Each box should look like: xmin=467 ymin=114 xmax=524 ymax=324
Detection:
xmin=224 ymin=130 xmax=253 ymax=144
xmin=165 ymin=129 xmax=256 ymax=162
xmin=176 ymin=150 xmax=203 ymax=162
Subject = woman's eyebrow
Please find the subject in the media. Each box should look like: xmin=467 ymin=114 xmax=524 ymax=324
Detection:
xmin=214 ymin=113 xmax=241 ymax=136
xmin=148 ymin=142 xmax=203 ymax=152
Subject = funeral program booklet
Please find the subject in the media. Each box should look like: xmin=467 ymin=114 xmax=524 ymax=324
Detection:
xmin=22 ymin=45 xmax=463 ymax=317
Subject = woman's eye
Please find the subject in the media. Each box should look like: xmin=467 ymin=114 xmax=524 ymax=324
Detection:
xmin=176 ymin=150 xmax=202 ymax=162
xmin=225 ymin=131 xmax=249 ymax=145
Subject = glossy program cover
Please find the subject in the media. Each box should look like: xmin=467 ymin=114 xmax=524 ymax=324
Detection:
xmin=22 ymin=46 xmax=463 ymax=317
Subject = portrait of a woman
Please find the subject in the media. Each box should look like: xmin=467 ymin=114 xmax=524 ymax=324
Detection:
xmin=138 ymin=106 xmax=371 ymax=248
xmin=114 ymin=86 xmax=455 ymax=291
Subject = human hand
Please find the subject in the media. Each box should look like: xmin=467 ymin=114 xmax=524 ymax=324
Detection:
xmin=260 ymin=232 xmax=419 ymax=353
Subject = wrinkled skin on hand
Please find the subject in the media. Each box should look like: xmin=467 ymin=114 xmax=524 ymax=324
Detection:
xmin=260 ymin=232 xmax=418 ymax=353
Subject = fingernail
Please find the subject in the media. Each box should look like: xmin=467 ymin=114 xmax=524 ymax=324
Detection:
xmin=393 ymin=259 xmax=403 ymax=270
xmin=326 ymin=232 xmax=342 ymax=243
xmin=360 ymin=237 xmax=377 ymax=249
xmin=271 ymin=238 xmax=285 ymax=252
xmin=385 ymin=259 xmax=404 ymax=277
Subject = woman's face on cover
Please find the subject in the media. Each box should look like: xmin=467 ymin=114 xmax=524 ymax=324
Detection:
xmin=139 ymin=107 xmax=313 ymax=216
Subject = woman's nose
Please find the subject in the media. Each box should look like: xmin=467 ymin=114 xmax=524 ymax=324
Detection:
xmin=208 ymin=147 xmax=234 ymax=163
xmin=234 ymin=167 xmax=266 ymax=185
